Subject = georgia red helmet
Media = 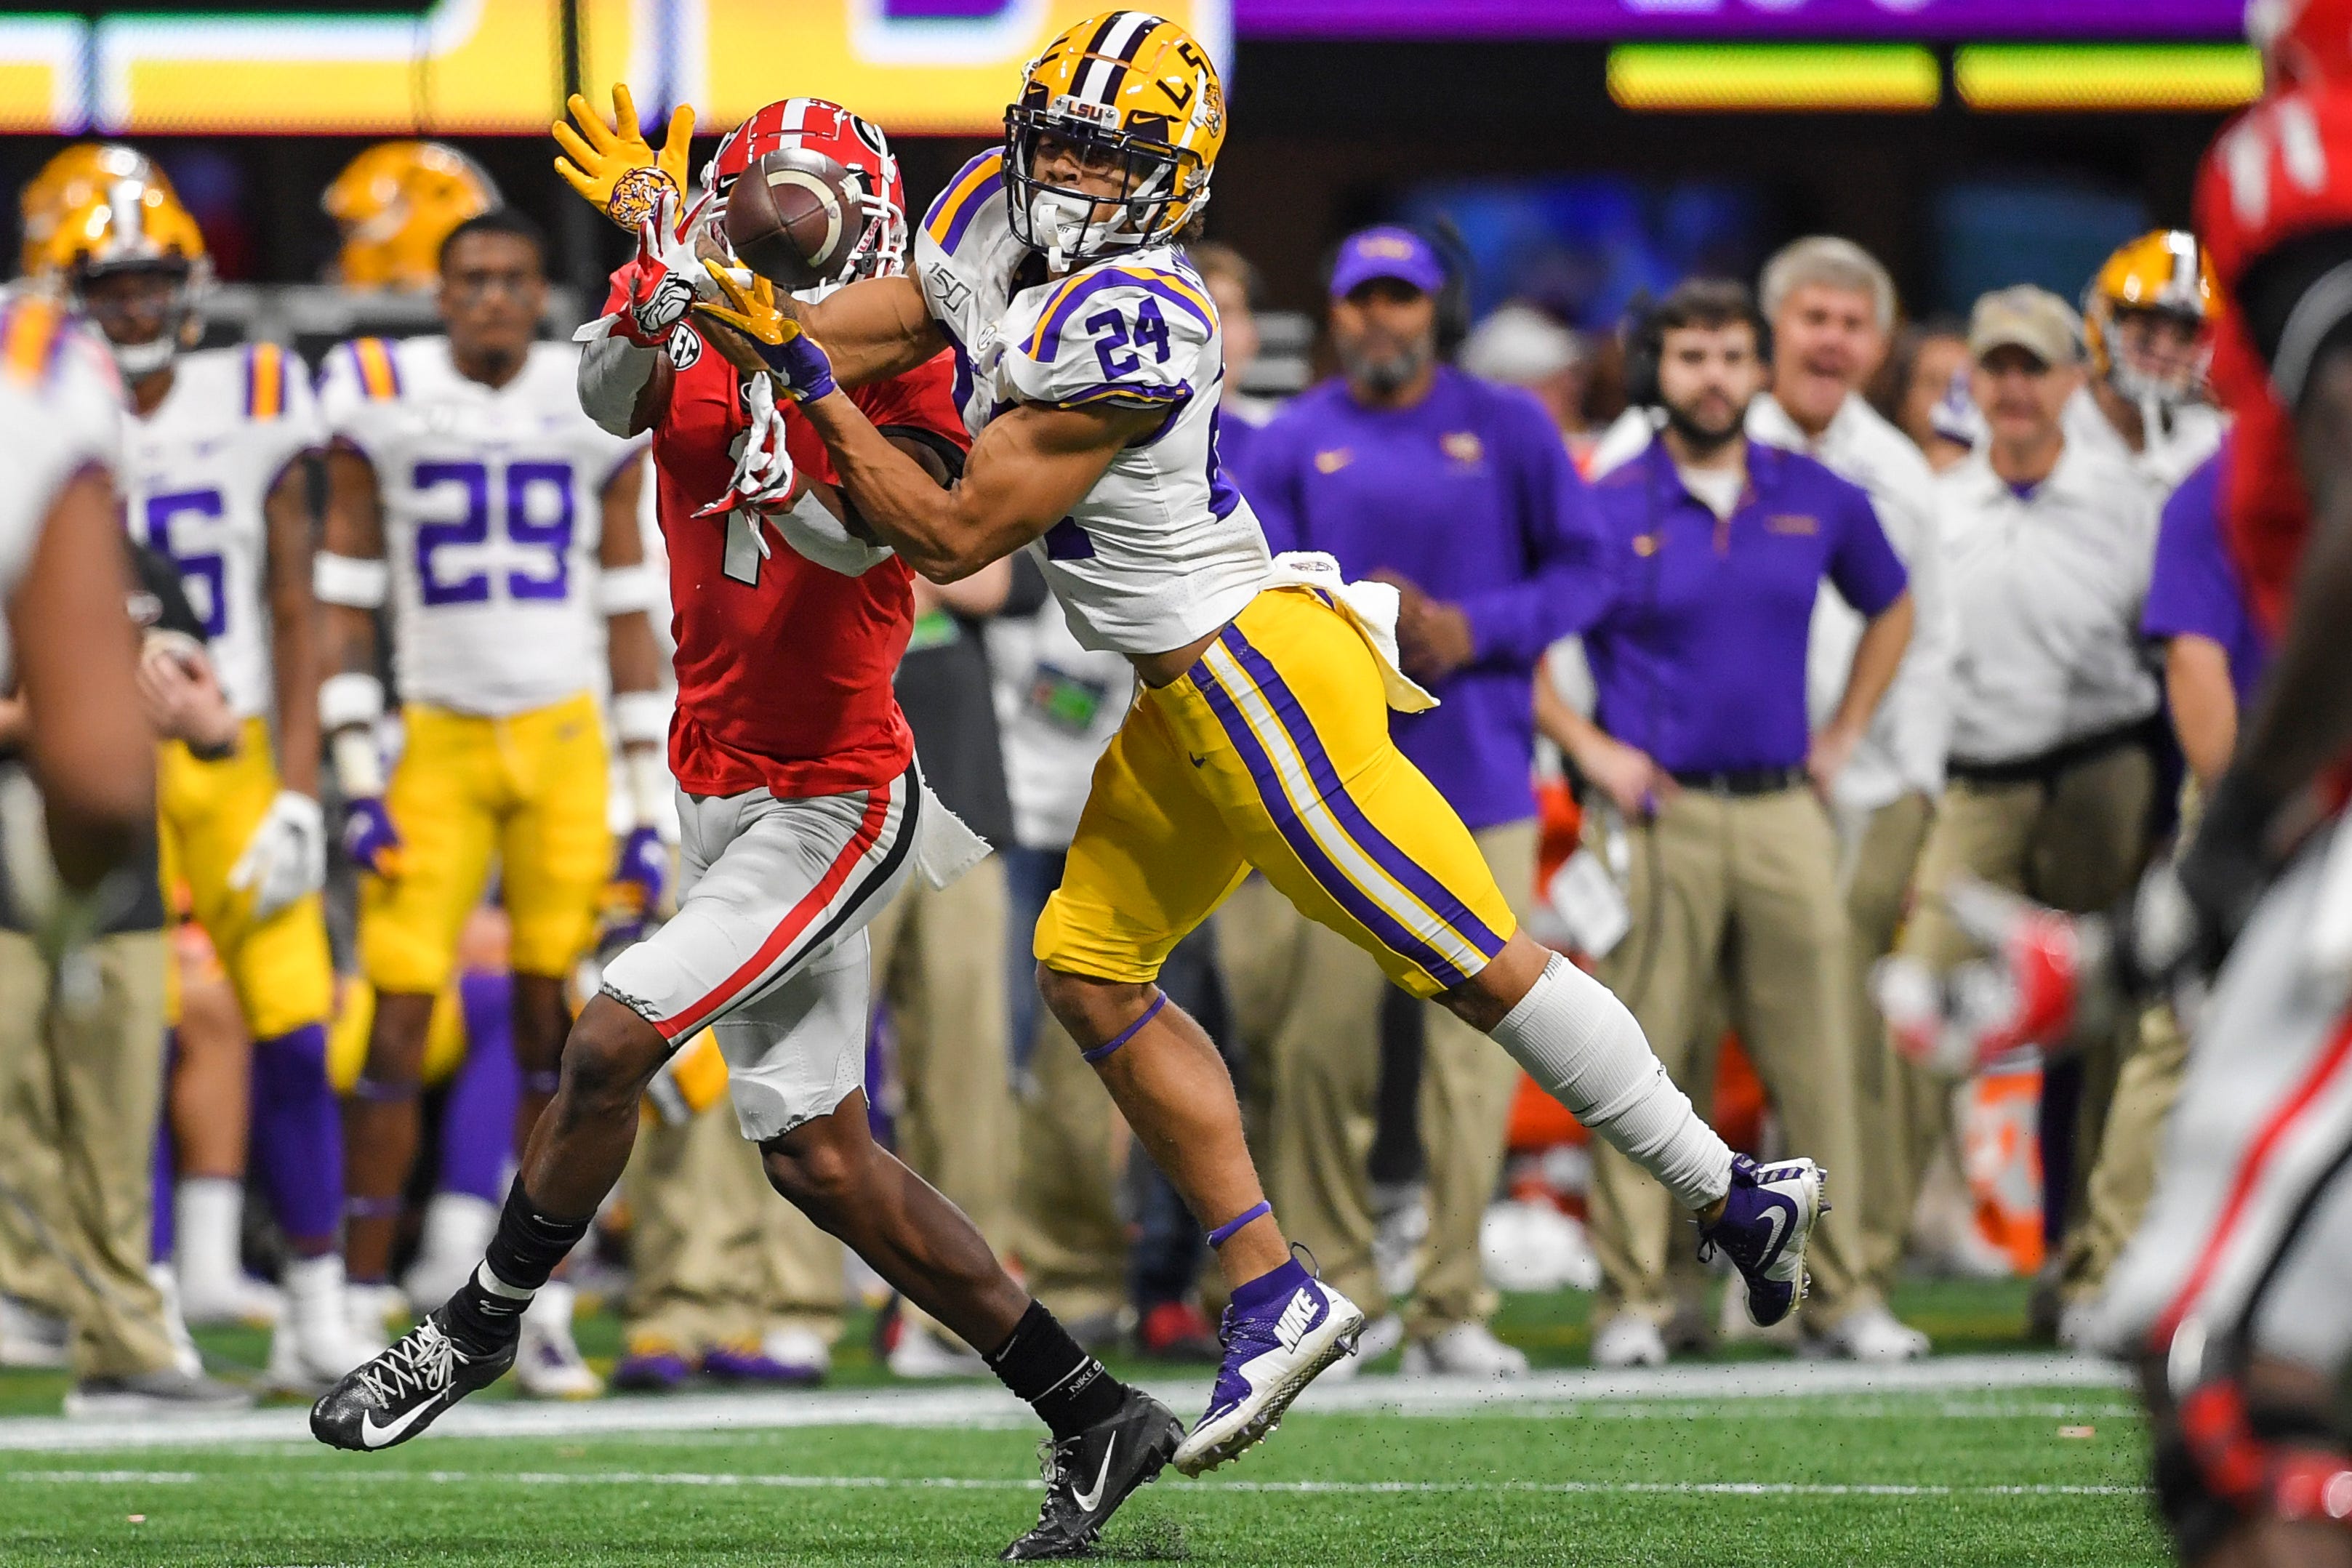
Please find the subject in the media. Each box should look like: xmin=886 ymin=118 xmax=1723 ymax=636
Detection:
xmin=2251 ymin=0 xmax=2352 ymax=85
xmin=700 ymin=97 xmax=906 ymax=283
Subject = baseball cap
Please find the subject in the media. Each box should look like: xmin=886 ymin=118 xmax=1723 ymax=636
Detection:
xmin=1461 ymin=304 xmax=1585 ymax=385
xmin=1330 ymin=225 xmax=1446 ymax=299
xmin=1968 ymin=286 xmax=2083 ymax=369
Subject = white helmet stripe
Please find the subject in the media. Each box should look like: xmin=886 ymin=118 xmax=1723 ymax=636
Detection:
xmin=1073 ymin=12 xmax=1157 ymax=105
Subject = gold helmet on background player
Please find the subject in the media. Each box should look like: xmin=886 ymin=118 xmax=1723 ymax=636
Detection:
xmin=2082 ymin=230 xmax=2218 ymax=411
xmin=19 ymin=143 xmax=177 ymax=279
xmin=1003 ymin=9 xmax=1225 ymax=267
xmin=33 ymin=169 xmax=210 ymax=379
xmin=321 ymin=141 xmax=499 ymax=291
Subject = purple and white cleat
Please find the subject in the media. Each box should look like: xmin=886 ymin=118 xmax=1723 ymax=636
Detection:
xmin=1700 ymin=1154 xmax=1825 ymax=1328
xmin=1173 ymin=1261 xmax=1364 ymax=1476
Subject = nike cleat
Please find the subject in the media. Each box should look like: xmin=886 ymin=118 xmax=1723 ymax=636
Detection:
xmin=310 ymin=1310 xmax=514 ymax=1452
xmin=1000 ymin=1386 xmax=1183 ymax=1561
xmin=1172 ymin=1268 xmax=1363 ymax=1477
xmin=1699 ymin=1154 xmax=1824 ymax=1329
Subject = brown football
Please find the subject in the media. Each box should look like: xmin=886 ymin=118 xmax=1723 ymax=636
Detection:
xmin=722 ymin=148 xmax=863 ymax=293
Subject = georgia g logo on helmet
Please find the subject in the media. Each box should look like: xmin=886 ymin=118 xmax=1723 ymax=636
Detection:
xmin=1003 ymin=10 xmax=1227 ymax=269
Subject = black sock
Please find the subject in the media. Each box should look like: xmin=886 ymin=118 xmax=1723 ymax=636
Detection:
xmin=984 ymin=1300 xmax=1125 ymax=1442
xmin=441 ymin=1184 xmax=589 ymax=1354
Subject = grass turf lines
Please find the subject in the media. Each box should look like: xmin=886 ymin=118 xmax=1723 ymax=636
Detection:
xmin=0 ymin=1381 xmax=2162 ymax=1565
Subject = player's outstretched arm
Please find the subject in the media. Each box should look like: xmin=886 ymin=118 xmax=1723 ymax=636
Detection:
xmin=313 ymin=444 xmax=402 ymax=875
xmin=804 ymin=391 xmax=1152 ymax=582
xmin=795 ymin=276 xmax=949 ymax=390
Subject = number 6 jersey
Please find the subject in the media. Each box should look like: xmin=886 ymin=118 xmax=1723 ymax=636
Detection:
xmin=119 ymin=342 xmax=321 ymax=720
xmin=319 ymin=336 xmax=647 ymax=715
xmin=913 ymin=151 xmax=1272 ymax=658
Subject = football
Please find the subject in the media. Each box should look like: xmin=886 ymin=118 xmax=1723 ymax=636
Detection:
xmin=722 ymin=148 xmax=864 ymax=292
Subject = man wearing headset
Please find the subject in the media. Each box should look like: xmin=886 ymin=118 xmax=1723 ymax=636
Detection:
xmin=1541 ymin=278 xmax=1915 ymax=1369
xmin=1228 ymin=226 xmax=1611 ymax=1378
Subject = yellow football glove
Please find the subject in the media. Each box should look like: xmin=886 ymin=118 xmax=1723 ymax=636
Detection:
xmin=696 ymin=260 xmax=790 ymax=345
xmin=695 ymin=262 xmax=838 ymax=401
xmin=553 ymin=84 xmax=694 ymax=232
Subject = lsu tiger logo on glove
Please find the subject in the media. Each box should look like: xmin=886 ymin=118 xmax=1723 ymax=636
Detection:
xmin=554 ymin=84 xmax=694 ymax=233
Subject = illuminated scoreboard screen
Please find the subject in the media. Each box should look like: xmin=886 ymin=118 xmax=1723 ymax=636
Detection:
xmin=0 ymin=0 xmax=2255 ymax=135
xmin=1232 ymin=0 xmax=2244 ymax=39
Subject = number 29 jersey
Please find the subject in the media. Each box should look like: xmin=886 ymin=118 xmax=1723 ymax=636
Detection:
xmin=319 ymin=336 xmax=647 ymax=717
xmin=912 ymin=151 xmax=1272 ymax=659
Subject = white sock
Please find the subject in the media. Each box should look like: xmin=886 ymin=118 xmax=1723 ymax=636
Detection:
xmin=174 ymin=1177 xmax=244 ymax=1284
xmin=1488 ymin=954 xmax=1733 ymax=1212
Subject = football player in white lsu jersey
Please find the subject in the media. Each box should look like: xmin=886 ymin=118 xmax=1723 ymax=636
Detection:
xmin=314 ymin=206 xmax=660 ymax=1397
xmin=31 ymin=164 xmax=385 ymax=1393
xmin=696 ymin=7 xmax=1825 ymax=1477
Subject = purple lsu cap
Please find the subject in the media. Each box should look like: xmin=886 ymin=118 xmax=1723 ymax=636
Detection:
xmin=1330 ymin=225 xmax=1447 ymax=299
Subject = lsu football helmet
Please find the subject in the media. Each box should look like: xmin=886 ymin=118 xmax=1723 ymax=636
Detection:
xmin=19 ymin=143 xmax=174 ymax=279
xmin=321 ymin=142 xmax=499 ymax=291
xmin=2249 ymin=0 xmax=2352 ymax=84
xmin=1004 ymin=10 xmax=1225 ymax=267
xmin=2083 ymin=230 xmax=2217 ymax=411
xmin=701 ymin=97 xmax=908 ymax=284
xmin=34 ymin=169 xmax=209 ymax=379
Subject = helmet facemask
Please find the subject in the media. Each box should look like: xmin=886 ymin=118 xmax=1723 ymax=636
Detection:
xmin=1003 ymin=102 xmax=1201 ymax=270
xmin=2096 ymin=302 xmax=2212 ymax=414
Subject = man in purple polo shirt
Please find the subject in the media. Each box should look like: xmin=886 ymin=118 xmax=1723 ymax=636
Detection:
xmin=1544 ymin=278 xmax=1914 ymax=1367
xmin=2060 ymin=438 xmax=2273 ymax=1347
xmin=1219 ymin=225 xmax=1610 ymax=1378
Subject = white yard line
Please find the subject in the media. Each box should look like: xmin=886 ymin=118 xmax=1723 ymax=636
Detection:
xmin=5 ymin=1469 xmax=2151 ymax=1498
xmin=0 ymin=1352 xmax=2127 ymax=1455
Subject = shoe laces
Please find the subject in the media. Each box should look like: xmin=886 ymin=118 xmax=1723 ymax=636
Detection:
xmin=356 ymin=1319 xmax=456 ymax=1406
xmin=1029 ymin=1433 xmax=1088 ymax=1529
xmin=1205 ymin=1302 xmax=1280 ymax=1418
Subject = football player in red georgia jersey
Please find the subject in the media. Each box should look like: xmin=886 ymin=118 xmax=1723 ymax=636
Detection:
xmin=310 ymin=92 xmax=1185 ymax=1561
xmin=1879 ymin=6 xmax=2352 ymax=1562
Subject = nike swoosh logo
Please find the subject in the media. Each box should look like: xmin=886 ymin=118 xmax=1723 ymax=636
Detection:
xmin=358 ymin=1395 xmax=443 ymax=1449
xmin=1189 ymin=753 xmax=1208 ymax=768
xmin=1757 ymin=1205 xmax=1789 ymax=1261
xmin=1072 ymin=1442 xmax=1116 ymax=1513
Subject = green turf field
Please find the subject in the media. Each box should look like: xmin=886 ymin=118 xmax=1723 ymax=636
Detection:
xmin=0 ymin=1279 xmax=2168 ymax=1566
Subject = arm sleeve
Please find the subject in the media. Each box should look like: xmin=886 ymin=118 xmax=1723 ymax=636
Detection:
xmin=1001 ymin=268 xmax=1211 ymax=413
xmin=1453 ymin=394 xmax=1616 ymax=665
xmin=2234 ymin=225 xmax=2352 ymax=408
xmin=1827 ymin=483 xmax=1909 ymax=618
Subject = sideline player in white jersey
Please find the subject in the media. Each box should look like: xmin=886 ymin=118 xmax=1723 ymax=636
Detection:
xmin=316 ymin=207 xmax=660 ymax=1397
xmin=0 ymin=290 xmax=151 ymax=922
xmin=699 ymin=8 xmax=1823 ymax=1475
xmin=31 ymin=168 xmax=383 ymax=1391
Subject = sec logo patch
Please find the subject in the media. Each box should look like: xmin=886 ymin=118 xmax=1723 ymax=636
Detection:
xmin=667 ymin=322 xmax=702 ymax=370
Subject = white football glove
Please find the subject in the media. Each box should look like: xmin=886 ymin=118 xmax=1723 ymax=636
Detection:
xmin=229 ymin=789 xmax=327 ymax=921
xmin=697 ymin=375 xmax=894 ymax=577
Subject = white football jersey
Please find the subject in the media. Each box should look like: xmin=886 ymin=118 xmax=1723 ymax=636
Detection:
xmin=319 ymin=336 xmax=646 ymax=717
xmin=912 ymin=151 xmax=1271 ymax=658
xmin=119 ymin=342 xmax=321 ymax=719
xmin=0 ymin=296 xmax=123 ymax=691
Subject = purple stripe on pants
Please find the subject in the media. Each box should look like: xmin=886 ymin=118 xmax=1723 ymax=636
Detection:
xmin=1189 ymin=647 xmax=1471 ymax=990
xmin=1220 ymin=624 xmax=1508 ymax=962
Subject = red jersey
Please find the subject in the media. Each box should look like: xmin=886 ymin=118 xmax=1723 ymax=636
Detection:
xmin=601 ymin=265 xmax=970 ymax=799
xmin=2194 ymin=84 xmax=2352 ymax=639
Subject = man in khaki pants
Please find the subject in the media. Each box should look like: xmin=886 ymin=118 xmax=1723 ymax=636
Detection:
xmin=1226 ymin=227 xmax=1618 ymax=1376
xmin=1755 ymin=238 xmax=1953 ymax=1349
xmin=1546 ymin=279 xmax=1916 ymax=1367
xmin=1893 ymin=288 xmax=2161 ymax=1317
xmin=2054 ymin=440 xmax=2257 ymax=1344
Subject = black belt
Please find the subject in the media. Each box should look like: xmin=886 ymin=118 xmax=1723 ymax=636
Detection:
xmin=1668 ymin=765 xmax=1807 ymax=797
xmin=1948 ymin=717 xmax=2163 ymax=789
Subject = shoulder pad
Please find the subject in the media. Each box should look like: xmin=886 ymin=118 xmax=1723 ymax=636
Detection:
xmin=345 ymin=337 xmax=404 ymax=402
xmin=243 ymin=341 xmax=297 ymax=421
xmin=921 ymin=150 xmax=1006 ymax=260
xmin=0 ymin=294 xmax=71 ymax=390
